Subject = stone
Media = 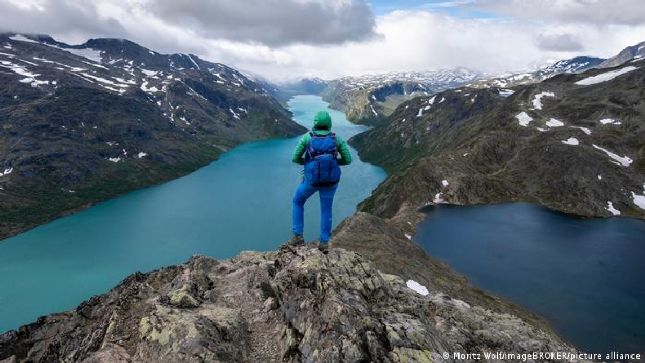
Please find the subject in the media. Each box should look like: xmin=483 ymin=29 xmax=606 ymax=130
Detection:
xmin=0 ymin=238 xmax=575 ymax=362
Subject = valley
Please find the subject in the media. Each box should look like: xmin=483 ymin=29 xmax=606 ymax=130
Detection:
xmin=2 ymin=29 xmax=645 ymax=361
xmin=0 ymin=33 xmax=305 ymax=240
xmin=0 ymin=95 xmax=386 ymax=334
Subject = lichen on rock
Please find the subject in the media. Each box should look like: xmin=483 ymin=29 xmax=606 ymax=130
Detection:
xmin=0 ymin=239 xmax=575 ymax=362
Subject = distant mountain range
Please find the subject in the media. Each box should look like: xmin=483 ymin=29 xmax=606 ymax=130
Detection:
xmin=319 ymin=68 xmax=481 ymax=125
xmin=469 ymin=56 xmax=605 ymax=89
xmin=0 ymin=33 xmax=305 ymax=240
xmin=278 ymin=40 xmax=645 ymax=126
xmin=272 ymin=77 xmax=328 ymax=101
xmin=468 ymin=40 xmax=645 ymax=89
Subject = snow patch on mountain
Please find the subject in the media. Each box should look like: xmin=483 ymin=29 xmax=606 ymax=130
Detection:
xmin=606 ymin=201 xmax=621 ymax=215
xmin=141 ymin=69 xmax=159 ymax=77
xmin=599 ymin=118 xmax=621 ymax=125
xmin=9 ymin=34 xmax=38 ymax=44
xmin=515 ymin=112 xmax=533 ymax=126
xmin=499 ymin=89 xmax=514 ymax=97
xmin=531 ymin=91 xmax=555 ymax=110
xmin=546 ymin=118 xmax=564 ymax=127
xmin=0 ymin=60 xmax=49 ymax=87
xmin=592 ymin=145 xmax=632 ymax=167
xmin=570 ymin=126 xmax=591 ymax=135
xmin=632 ymin=192 xmax=645 ymax=210
xmin=229 ymin=108 xmax=241 ymax=119
xmin=575 ymin=66 xmax=638 ymax=86
xmin=406 ymin=280 xmax=429 ymax=296
xmin=370 ymin=104 xmax=378 ymax=116
xmin=562 ymin=137 xmax=579 ymax=146
xmin=140 ymin=80 xmax=159 ymax=93
xmin=186 ymin=54 xmax=201 ymax=70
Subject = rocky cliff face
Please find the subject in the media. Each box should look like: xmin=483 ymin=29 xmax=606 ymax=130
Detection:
xmin=0 ymin=33 xmax=306 ymax=240
xmin=0 ymin=215 xmax=574 ymax=362
xmin=351 ymin=59 xmax=645 ymax=219
xmin=599 ymin=41 xmax=645 ymax=68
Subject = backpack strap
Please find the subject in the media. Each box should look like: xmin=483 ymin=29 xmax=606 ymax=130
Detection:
xmin=306 ymin=132 xmax=338 ymax=160
xmin=327 ymin=132 xmax=337 ymax=157
xmin=305 ymin=132 xmax=315 ymax=160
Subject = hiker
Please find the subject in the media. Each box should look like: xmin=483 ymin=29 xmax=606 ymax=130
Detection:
xmin=289 ymin=111 xmax=352 ymax=250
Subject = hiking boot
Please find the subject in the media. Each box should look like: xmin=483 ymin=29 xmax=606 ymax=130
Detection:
xmin=287 ymin=234 xmax=305 ymax=247
xmin=318 ymin=242 xmax=330 ymax=253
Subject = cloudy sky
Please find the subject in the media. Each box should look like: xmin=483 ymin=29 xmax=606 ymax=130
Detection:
xmin=1 ymin=0 xmax=645 ymax=80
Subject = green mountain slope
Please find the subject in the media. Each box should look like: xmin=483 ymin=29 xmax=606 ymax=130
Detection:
xmin=350 ymin=60 xmax=645 ymax=219
xmin=0 ymin=33 xmax=306 ymax=240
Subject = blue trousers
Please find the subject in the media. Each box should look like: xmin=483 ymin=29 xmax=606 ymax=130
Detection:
xmin=292 ymin=182 xmax=337 ymax=243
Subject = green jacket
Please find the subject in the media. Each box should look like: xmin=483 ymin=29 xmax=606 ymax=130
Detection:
xmin=292 ymin=129 xmax=352 ymax=166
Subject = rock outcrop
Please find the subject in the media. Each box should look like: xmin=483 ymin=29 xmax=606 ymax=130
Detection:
xmin=1 ymin=232 xmax=574 ymax=362
xmin=599 ymin=40 xmax=645 ymax=68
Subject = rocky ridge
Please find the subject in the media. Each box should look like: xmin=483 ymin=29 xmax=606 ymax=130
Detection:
xmin=0 ymin=211 xmax=575 ymax=362
xmin=599 ymin=40 xmax=645 ymax=68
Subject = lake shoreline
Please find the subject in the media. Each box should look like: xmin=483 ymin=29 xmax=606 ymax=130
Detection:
xmin=0 ymin=156 xmax=220 ymax=242
xmin=413 ymin=202 xmax=645 ymax=354
xmin=5 ymin=94 xmax=640 ymax=355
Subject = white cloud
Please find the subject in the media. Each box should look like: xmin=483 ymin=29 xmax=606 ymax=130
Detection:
xmin=144 ymin=0 xmax=378 ymax=46
xmin=249 ymin=11 xmax=645 ymax=79
xmin=1 ymin=0 xmax=645 ymax=81
xmin=474 ymin=0 xmax=645 ymax=26
xmin=536 ymin=32 xmax=583 ymax=51
xmin=0 ymin=0 xmax=128 ymax=44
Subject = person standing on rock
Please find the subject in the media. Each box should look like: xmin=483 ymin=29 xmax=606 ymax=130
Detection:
xmin=289 ymin=110 xmax=352 ymax=250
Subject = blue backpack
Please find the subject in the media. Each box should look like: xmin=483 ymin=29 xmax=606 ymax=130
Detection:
xmin=304 ymin=132 xmax=341 ymax=187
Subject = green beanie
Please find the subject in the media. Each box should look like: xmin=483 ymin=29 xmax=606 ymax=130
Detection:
xmin=313 ymin=111 xmax=332 ymax=130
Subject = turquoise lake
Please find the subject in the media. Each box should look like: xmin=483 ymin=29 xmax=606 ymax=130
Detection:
xmin=0 ymin=95 xmax=387 ymax=333
xmin=416 ymin=203 xmax=645 ymax=354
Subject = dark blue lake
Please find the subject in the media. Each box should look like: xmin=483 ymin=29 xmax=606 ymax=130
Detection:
xmin=0 ymin=95 xmax=386 ymax=333
xmin=415 ymin=203 xmax=645 ymax=354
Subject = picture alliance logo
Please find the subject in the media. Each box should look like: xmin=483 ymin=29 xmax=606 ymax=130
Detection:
xmin=447 ymin=351 xmax=642 ymax=361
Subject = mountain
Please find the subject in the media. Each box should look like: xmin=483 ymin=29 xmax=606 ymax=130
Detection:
xmin=0 ymin=214 xmax=574 ymax=362
xmin=469 ymin=56 xmax=605 ymax=89
xmin=0 ymin=33 xmax=306 ymax=240
xmin=599 ymin=40 xmax=645 ymax=68
xmin=350 ymin=59 xmax=645 ymax=219
xmin=254 ymin=77 xmax=329 ymax=105
xmin=274 ymin=77 xmax=328 ymax=100
xmin=321 ymin=68 xmax=481 ymax=125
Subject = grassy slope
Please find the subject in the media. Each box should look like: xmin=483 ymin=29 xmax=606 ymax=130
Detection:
xmin=350 ymin=64 xmax=645 ymax=219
